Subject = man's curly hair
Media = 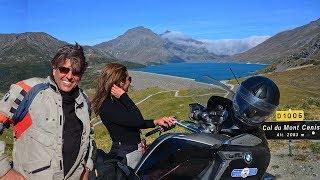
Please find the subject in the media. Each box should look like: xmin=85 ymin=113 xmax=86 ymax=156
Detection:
xmin=51 ymin=43 xmax=87 ymax=75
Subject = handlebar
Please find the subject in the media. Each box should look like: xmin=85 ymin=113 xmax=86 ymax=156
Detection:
xmin=145 ymin=126 xmax=161 ymax=137
xmin=175 ymin=121 xmax=202 ymax=133
xmin=145 ymin=120 xmax=202 ymax=137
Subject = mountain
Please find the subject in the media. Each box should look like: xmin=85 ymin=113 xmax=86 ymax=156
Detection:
xmin=0 ymin=32 xmax=144 ymax=92
xmin=0 ymin=32 xmax=120 ymax=64
xmin=0 ymin=32 xmax=66 ymax=63
xmin=94 ymin=26 xmax=220 ymax=64
xmin=94 ymin=27 xmax=172 ymax=64
xmin=233 ymin=19 xmax=320 ymax=69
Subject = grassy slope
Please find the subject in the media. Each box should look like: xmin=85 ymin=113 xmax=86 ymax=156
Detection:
xmin=264 ymin=65 xmax=320 ymax=119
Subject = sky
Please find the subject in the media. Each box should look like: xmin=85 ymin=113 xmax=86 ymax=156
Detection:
xmin=1 ymin=0 xmax=319 ymax=46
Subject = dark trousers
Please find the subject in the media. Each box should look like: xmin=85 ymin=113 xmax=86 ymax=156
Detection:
xmin=90 ymin=149 xmax=139 ymax=180
xmin=110 ymin=143 xmax=138 ymax=164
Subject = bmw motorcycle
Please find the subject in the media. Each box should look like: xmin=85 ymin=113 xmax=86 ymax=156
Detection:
xmin=94 ymin=76 xmax=279 ymax=180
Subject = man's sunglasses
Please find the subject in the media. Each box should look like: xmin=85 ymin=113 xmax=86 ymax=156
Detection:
xmin=57 ymin=67 xmax=82 ymax=77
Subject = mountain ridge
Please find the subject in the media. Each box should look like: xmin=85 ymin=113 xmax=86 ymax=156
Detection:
xmin=94 ymin=26 xmax=221 ymax=64
xmin=0 ymin=32 xmax=66 ymax=63
xmin=232 ymin=18 xmax=320 ymax=70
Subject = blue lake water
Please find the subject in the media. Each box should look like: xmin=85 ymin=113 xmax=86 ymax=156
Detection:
xmin=133 ymin=63 xmax=267 ymax=81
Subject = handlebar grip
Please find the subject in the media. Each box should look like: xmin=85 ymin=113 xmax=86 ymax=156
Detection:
xmin=145 ymin=126 xmax=161 ymax=137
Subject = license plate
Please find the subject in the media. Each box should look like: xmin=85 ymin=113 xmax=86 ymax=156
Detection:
xmin=276 ymin=110 xmax=304 ymax=121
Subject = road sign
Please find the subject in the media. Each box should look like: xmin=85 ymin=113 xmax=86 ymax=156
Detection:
xmin=275 ymin=110 xmax=304 ymax=121
xmin=262 ymin=121 xmax=320 ymax=139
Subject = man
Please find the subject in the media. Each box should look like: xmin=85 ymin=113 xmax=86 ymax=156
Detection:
xmin=0 ymin=44 xmax=94 ymax=179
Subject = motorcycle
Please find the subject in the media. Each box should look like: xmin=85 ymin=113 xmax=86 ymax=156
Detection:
xmin=93 ymin=76 xmax=278 ymax=180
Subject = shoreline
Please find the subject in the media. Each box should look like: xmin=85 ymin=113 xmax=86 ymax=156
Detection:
xmin=129 ymin=70 xmax=235 ymax=91
xmin=130 ymin=70 xmax=196 ymax=81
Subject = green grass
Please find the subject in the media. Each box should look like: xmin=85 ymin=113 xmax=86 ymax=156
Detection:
xmin=137 ymin=91 xmax=189 ymax=119
xmin=129 ymin=87 xmax=164 ymax=102
xmin=93 ymin=124 xmax=112 ymax=152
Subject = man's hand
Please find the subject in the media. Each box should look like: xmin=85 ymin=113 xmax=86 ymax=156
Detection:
xmin=111 ymin=84 xmax=125 ymax=98
xmin=1 ymin=169 xmax=25 ymax=180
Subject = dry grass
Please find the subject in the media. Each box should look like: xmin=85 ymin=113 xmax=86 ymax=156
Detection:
xmin=264 ymin=65 xmax=320 ymax=107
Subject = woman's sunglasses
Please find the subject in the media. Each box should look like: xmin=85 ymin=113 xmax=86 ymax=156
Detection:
xmin=57 ymin=66 xmax=82 ymax=77
xmin=128 ymin=76 xmax=132 ymax=82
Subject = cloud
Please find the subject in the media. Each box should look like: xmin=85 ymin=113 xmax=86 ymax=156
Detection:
xmin=201 ymin=36 xmax=270 ymax=55
xmin=161 ymin=31 xmax=270 ymax=55
xmin=161 ymin=31 xmax=204 ymax=48
xmin=161 ymin=31 xmax=191 ymax=41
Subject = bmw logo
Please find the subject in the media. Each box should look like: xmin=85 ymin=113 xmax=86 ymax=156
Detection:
xmin=244 ymin=153 xmax=252 ymax=163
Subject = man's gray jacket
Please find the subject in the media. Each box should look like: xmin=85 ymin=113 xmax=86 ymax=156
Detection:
xmin=0 ymin=76 xmax=94 ymax=179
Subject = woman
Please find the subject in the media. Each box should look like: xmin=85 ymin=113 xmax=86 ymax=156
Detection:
xmin=92 ymin=63 xmax=175 ymax=164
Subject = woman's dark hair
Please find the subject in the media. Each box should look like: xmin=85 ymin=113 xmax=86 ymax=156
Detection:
xmin=51 ymin=43 xmax=87 ymax=75
xmin=92 ymin=63 xmax=128 ymax=115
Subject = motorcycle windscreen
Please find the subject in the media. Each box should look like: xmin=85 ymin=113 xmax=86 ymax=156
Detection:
xmin=193 ymin=75 xmax=235 ymax=101
xmin=192 ymin=76 xmax=235 ymax=112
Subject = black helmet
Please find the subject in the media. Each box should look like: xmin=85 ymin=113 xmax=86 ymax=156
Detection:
xmin=233 ymin=76 xmax=280 ymax=126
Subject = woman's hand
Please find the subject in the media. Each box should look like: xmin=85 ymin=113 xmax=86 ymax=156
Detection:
xmin=80 ymin=166 xmax=89 ymax=180
xmin=111 ymin=84 xmax=125 ymax=98
xmin=154 ymin=116 xmax=176 ymax=128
